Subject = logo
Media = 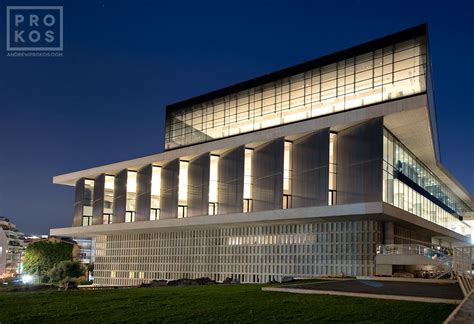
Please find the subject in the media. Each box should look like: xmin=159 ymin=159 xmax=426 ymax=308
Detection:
xmin=6 ymin=6 xmax=63 ymax=56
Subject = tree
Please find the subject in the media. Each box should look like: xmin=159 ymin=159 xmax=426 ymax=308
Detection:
xmin=47 ymin=260 xmax=85 ymax=283
xmin=22 ymin=241 xmax=74 ymax=278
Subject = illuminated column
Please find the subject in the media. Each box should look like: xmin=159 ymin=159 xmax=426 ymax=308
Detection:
xmin=252 ymin=138 xmax=284 ymax=212
xmin=136 ymin=164 xmax=152 ymax=222
xmin=292 ymin=128 xmax=330 ymax=207
xmin=112 ymin=169 xmax=127 ymax=223
xmin=336 ymin=118 xmax=383 ymax=203
xmin=160 ymin=159 xmax=179 ymax=219
xmin=92 ymin=174 xmax=105 ymax=225
xmin=217 ymin=146 xmax=244 ymax=215
xmin=188 ymin=153 xmax=210 ymax=217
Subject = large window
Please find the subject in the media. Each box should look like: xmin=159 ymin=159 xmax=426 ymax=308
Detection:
xmin=126 ymin=171 xmax=137 ymax=222
xmin=243 ymin=148 xmax=253 ymax=213
xmin=166 ymin=36 xmax=427 ymax=149
xmin=283 ymin=141 xmax=292 ymax=209
xmin=103 ymin=175 xmax=114 ymax=224
xmin=178 ymin=161 xmax=189 ymax=218
xmin=382 ymin=129 xmax=470 ymax=236
xmin=329 ymin=133 xmax=337 ymax=205
xmin=209 ymin=155 xmax=219 ymax=215
xmin=151 ymin=166 xmax=161 ymax=220
xmin=82 ymin=179 xmax=94 ymax=226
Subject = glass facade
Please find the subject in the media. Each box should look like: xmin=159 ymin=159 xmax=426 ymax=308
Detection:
xmin=166 ymin=36 xmax=426 ymax=149
xmin=178 ymin=161 xmax=189 ymax=218
xmin=103 ymin=175 xmax=114 ymax=224
xmin=243 ymin=148 xmax=253 ymax=212
xmin=209 ymin=155 xmax=219 ymax=215
xmin=329 ymin=133 xmax=337 ymax=205
xmin=283 ymin=141 xmax=292 ymax=209
xmin=125 ymin=171 xmax=137 ymax=222
xmin=383 ymin=129 xmax=470 ymax=236
xmin=82 ymin=179 xmax=94 ymax=226
xmin=150 ymin=166 xmax=161 ymax=220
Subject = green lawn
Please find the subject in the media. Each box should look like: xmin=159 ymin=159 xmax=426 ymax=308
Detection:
xmin=0 ymin=284 xmax=455 ymax=323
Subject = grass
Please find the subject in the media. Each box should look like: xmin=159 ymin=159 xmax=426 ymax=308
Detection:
xmin=0 ymin=284 xmax=455 ymax=323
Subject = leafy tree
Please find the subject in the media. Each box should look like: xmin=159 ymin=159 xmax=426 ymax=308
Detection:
xmin=22 ymin=241 xmax=74 ymax=277
xmin=47 ymin=260 xmax=84 ymax=283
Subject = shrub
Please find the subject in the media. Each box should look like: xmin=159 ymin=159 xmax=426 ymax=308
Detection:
xmin=47 ymin=260 xmax=85 ymax=283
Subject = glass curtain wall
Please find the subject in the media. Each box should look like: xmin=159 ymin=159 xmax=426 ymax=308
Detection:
xmin=125 ymin=171 xmax=137 ymax=222
xmin=103 ymin=175 xmax=114 ymax=224
xmin=209 ymin=155 xmax=219 ymax=215
xmin=243 ymin=148 xmax=253 ymax=212
xmin=329 ymin=133 xmax=337 ymax=205
xmin=166 ymin=36 xmax=426 ymax=149
xmin=283 ymin=141 xmax=292 ymax=209
xmin=150 ymin=166 xmax=161 ymax=220
xmin=82 ymin=179 xmax=94 ymax=226
xmin=382 ymin=129 xmax=470 ymax=236
xmin=178 ymin=161 xmax=189 ymax=218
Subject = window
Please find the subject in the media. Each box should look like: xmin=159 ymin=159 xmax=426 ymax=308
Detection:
xmin=103 ymin=213 xmax=112 ymax=224
xmin=82 ymin=216 xmax=92 ymax=226
xmin=125 ymin=211 xmax=136 ymax=223
xmin=243 ymin=199 xmax=253 ymax=213
xmin=209 ymin=202 xmax=217 ymax=216
xmin=178 ymin=205 xmax=188 ymax=218
xmin=150 ymin=208 xmax=160 ymax=220
xmin=283 ymin=195 xmax=292 ymax=209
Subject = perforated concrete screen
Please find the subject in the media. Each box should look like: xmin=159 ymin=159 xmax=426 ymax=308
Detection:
xmin=94 ymin=220 xmax=382 ymax=286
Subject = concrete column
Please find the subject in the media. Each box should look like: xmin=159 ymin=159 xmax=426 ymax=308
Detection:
xmin=188 ymin=153 xmax=210 ymax=217
xmin=160 ymin=159 xmax=179 ymax=219
xmin=92 ymin=174 xmax=105 ymax=225
xmin=336 ymin=117 xmax=383 ymax=204
xmin=383 ymin=221 xmax=395 ymax=244
xmin=217 ymin=146 xmax=244 ymax=215
xmin=72 ymin=178 xmax=85 ymax=227
xmin=292 ymin=128 xmax=330 ymax=208
xmin=112 ymin=169 xmax=127 ymax=223
xmin=136 ymin=164 xmax=152 ymax=221
xmin=252 ymin=138 xmax=284 ymax=212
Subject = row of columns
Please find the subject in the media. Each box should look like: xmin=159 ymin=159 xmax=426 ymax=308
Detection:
xmin=72 ymin=118 xmax=384 ymax=227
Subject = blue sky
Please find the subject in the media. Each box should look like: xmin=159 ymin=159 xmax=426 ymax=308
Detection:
xmin=0 ymin=0 xmax=472 ymax=234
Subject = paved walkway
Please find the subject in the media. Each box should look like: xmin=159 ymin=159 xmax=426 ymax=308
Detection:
xmin=289 ymin=279 xmax=464 ymax=300
xmin=446 ymin=291 xmax=474 ymax=323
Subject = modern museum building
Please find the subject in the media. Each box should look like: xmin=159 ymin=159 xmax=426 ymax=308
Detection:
xmin=51 ymin=24 xmax=474 ymax=286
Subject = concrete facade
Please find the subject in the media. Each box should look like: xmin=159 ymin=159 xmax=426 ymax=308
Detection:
xmin=50 ymin=25 xmax=473 ymax=285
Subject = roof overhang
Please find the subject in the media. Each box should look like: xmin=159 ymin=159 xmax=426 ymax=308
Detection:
xmin=50 ymin=202 xmax=470 ymax=244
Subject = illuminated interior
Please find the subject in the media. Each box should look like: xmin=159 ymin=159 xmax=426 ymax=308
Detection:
xmin=150 ymin=166 xmax=161 ymax=220
xmin=209 ymin=155 xmax=219 ymax=215
xmin=166 ymin=36 xmax=427 ymax=149
xmin=125 ymin=171 xmax=137 ymax=222
xmin=178 ymin=161 xmax=189 ymax=218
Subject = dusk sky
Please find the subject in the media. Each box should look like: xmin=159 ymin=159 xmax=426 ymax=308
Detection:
xmin=0 ymin=0 xmax=472 ymax=234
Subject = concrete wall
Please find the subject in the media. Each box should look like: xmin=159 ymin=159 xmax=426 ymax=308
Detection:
xmin=188 ymin=154 xmax=210 ymax=217
xmin=336 ymin=118 xmax=383 ymax=204
xmin=292 ymin=129 xmax=330 ymax=208
xmin=160 ymin=159 xmax=179 ymax=219
xmin=217 ymin=146 xmax=244 ymax=215
xmin=72 ymin=178 xmax=85 ymax=227
xmin=252 ymin=138 xmax=284 ymax=212
xmin=112 ymin=169 xmax=127 ymax=224
xmin=136 ymin=165 xmax=152 ymax=222
xmin=92 ymin=174 xmax=105 ymax=226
